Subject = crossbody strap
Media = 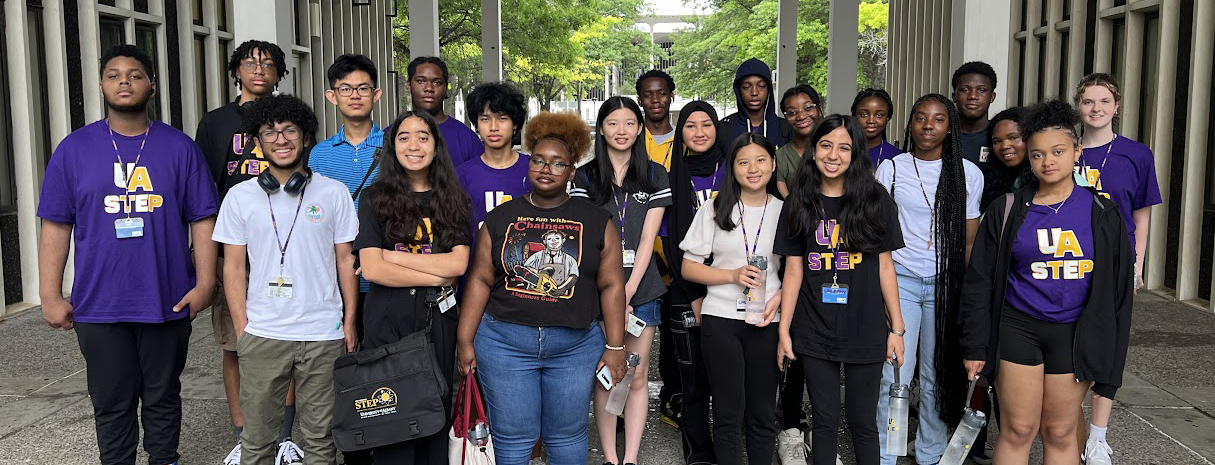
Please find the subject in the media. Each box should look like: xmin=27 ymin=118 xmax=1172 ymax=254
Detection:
xmin=351 ymin=147 xmax=383 ymax=201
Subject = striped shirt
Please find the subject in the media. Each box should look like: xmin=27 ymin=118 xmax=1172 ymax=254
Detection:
xmin=309 ymin=123 xmax=385 ymax=293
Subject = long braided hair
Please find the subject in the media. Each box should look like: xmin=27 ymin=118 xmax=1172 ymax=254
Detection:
xmin=900 ymin=93 xmax=970 ymax=424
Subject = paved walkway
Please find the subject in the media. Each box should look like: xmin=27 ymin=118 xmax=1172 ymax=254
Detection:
xmin=0 ymin=292 xmax=1211 ymax=464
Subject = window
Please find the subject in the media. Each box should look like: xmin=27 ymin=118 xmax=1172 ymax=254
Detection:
xmin=219 ymin=38 xmax=232 ymax=103
xmin=1164 ymin=0 xmax=1196 ymax=290
xmin=1138 ymin=12 xmax=1160 ymax=148
xmin=1059 ymin=30 xmax=1071 ymax=99
xmin=194 ymin=36 xmax=209 ymax=116
xmin=1038 ymin=36 xmax=1048 ymax=100
xmin=217 ymin=0 xmax=229 ymax=32
xmin=1063 ymin=0 xmax=1072 ymax=21
xmin=134 ymin=0 xmax=150 ymax=14
xmin=99 ymin=17 xmax=124 ymax=57
xmin=193 ymin=0 xmax=204 ymax=26
xmin=1016 ymin=38 xmax=1027 ymax=105
xmin=1110 ymin=17 xmax=1126 ymax=85
xmin=1083 ymin=0 xmax=1098 ymax=75
xmin=0 ymin=8 xmax=16 ymax=212
xmin=27 ymin=6 xmax=51 ymax=168
xmin=135 ymin=23 xmax=161 ymax=121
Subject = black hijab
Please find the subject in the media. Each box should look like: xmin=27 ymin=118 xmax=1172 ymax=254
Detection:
xmin=667 ymin=100 xmax=724 ymax=306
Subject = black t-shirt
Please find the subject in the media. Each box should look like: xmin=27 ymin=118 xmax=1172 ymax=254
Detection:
xmin=483 ymin=197 xmax=611 ymax=328
xmin=353 ymin=190 xmax=456 ymax=348
xmin=196 ymin=100 xmax=266 ymax=200
xmin=773 ymin=192 xmax=904 ymax=363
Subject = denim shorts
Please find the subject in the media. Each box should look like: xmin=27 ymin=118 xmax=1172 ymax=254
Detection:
xmin=631 ymin=298 xmax=662 ymax=326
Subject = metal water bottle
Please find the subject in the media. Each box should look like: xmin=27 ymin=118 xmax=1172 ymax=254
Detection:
xmin=744 ymin=255 xmax=767 ymax=325
xmin=939 ymin=377 xmax=988 ymax=465
xmin=885 ymin=356 xmax=910 ymax=456
xmin=468 ymin=421 xmax=490 ymax=447
xmin=604 ymin=352 xmax=641 ymax=415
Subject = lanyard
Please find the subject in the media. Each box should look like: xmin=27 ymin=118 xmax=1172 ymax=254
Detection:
xmin=107 ymin=120 xmax=151 ymax=219
xmin=267 ymin=186 xmax=307 ymax=278
xmin=1078 ymin=134 xmax=1116 ymax=189
xmin=611 ymin=185 xmax=629 ymax=246
xmin=692 ymin=162 xmax=722 ymax=209
xmin=661 ymin=142 xmax=673 ymax=169
xmin=910 ymin=156 xmax=936 ymax=249
xmin=821 ymin=207 xmax=842 ymax=286
xmin=738 ymin=194 xmax=770 ymax=261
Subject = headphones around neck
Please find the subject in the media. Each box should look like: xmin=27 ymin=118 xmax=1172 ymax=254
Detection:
xmin=258 ymin=168 xmax=312 ymax=196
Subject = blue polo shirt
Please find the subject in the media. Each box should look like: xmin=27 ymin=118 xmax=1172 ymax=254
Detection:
xmin=310 ymin=123 xmax=385 ymax=293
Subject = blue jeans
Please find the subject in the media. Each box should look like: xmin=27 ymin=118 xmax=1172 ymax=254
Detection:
xmin=474 ymin=312 xmax=605 ymax=465
xmin=631 ymin=298 xmax=662 ymax=326
xmin=876 ymin=264 xmax=946 ymax=465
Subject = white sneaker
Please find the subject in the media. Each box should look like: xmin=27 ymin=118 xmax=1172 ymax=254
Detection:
xmin=777 ymin=428 xmax=809 ymax=465
xmin=222 ymin=442 xmax=241 ymax=465
xmin=276 ymin=439 xmax=305 ymax=465
xmin=1084 ymin=437 xmax=1113 ymax=465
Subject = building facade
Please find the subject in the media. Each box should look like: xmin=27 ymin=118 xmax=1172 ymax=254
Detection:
xmin=888 ymin=0 xmax=1214 ymax=311
xmin=0 ymin=0 xmax=398 ymax=317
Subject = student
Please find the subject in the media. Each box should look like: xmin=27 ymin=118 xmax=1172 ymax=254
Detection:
xmin=407 ymin=56 xmax=482 ymax=167
xmin=1072 ymin=73 xmax=1161 ymax=465
xmin=193 ymin=40 xmax=302 ymax=465
xmin=213 ymin=94 xmax=358 ymax=465
xmin=960 ymin=100 xmax=1134 ymax=465
xmin=456 ymin=112 xmax=628 ymax=465
xmin=680 ymin=132 xmax=784 ymax=465
xmin=355 ymin=110 xmax=471 ymax=464
xmin=775 ymin=84 xmax=823 ymax=197
xmin=667 ymin=100 xmax=728 ymax=465
xmin=873 ymin=94 xmax=984 ymax=465
xmin=635 ymin=68 xmax=683 ymax=427
xmin=457 ymin=82 xmax=531 ymax=236
xmin=851 ymin=88 xmax=900 ymax=167
xmin=980 ymin=106 xmax=1033 ymax=211
xmin=775 ymin=114 xmax=906 ymax=465
xmin=951 ymin=62 xmax=998 ymax=166
xmin=721 ymin=58 xmax=791 ymax=148
xmin=38 ymin=44 xmax=219 ymax=465
xmin=570 ymin=97 xmax=671 ymax=465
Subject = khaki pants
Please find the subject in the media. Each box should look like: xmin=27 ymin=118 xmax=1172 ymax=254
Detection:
xmin=237 ymin=333 xmax=342 ymax=465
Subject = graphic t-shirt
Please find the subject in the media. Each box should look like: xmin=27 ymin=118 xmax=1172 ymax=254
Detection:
xmin=438 ymin=117 xmax=484 ymax=168
xmin=195 ymin=100 xmax=268 ymax=200
xmin=212 ymin=175 xmax=358 ymax=341
xmin=776 ymin=143 xmax=806 ymax=188
xmin=37 ymin=120 xmax=219 ymax=323
xmin=875 ymin=153 xmax=984 ymax=277
xmin=869 ymin=141 xmax=900 ymax=167
xmin=679 ymin=196 xmax=784 ymax=321
xmin=960 ymin=128 xmax=992 ymax=165
xmin=482 ymin=197 xmax=611 ymax=328
xmin=773 ymin=193 xmax=904 ymax=363
xmin=1005 ymin=186 xmax=1096 ymax=323
xmin=456 ymin=153 xmax=532 ymax=236
xmin=571 ymin=163 xmax=673 ymax=306
xmin=1076 ymin=135 xmax=1162 ymax=251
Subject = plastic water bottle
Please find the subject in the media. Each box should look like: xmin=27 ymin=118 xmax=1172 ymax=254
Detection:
xmin=604 ymin=352 xmax=641 ymax=415
xmin=885 ymin=356 xmax=910 ymax=456
xmin=744 ymin=255 xmax=767 ymax=325
xmin=940 ymin=377 xmax=988 ymax=465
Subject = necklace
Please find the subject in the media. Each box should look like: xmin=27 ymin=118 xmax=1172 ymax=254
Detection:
xmin=1034 ymin=192 xmax=1069 ymax=214
xmin=910 ymin=156 xmax=936 ymax=249
xmin=527 ymin=192 xmax=570 ymax=208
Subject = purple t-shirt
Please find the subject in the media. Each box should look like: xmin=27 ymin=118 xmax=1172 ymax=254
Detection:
xmin=456 ymin=153 xmax=532 ymax=236
xmin=438 ymin=117 xmax=484 ymax=168
xmin=1005 ymin=186 xmax=1095 ymax=323
xmin=37 ymin=120 xmax=219 ymax=323
xmin=869 ymin=141 xmax=899 ymax=166
xmin=1076 ymin=135 xmax=1161 ymax=250
xmin=661 ymin=161 xmax=727 ymax=237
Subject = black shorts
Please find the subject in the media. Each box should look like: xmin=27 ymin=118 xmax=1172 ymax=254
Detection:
xmin=999 ymin=306 xmax=1076 ymax=374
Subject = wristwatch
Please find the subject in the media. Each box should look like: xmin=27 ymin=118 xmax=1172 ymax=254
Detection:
xmin=889 ymin=328 xmax=906 ymax=337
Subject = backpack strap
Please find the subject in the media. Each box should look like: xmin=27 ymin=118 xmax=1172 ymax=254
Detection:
xmin=998 ymin=193 xmax=1015 ymax=241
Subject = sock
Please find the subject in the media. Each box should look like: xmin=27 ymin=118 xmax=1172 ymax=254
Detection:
xmin=234 ymin=425 xmax=243 ymax=442
xmin=279 ymin=405 xmax=296 ymax=442
xmin=1089 ymin=424 xmax=1108 ymax=443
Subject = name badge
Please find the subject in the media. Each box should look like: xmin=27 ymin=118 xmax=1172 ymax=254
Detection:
xmin=268 ymin=277 xmax=294 ymax=298
xmin=626 ymin=313 xmax=647 ymax=337
xmin=978 ymin=146 xmax=990 ymax=163
xmin=822 ymin=284 xmax=849 ymax=305
xmin=1073 ymin=167 xmax=1093 ymax=187
xmin=736 ymin=295 xmax=748 ymax=310
xmin=623 ymin=249 xmax=636 ymax=267
xmin=115 ymin=217 xmax=144 ymax=239
xmin=437 ymin=287 xmax=457 ymax=314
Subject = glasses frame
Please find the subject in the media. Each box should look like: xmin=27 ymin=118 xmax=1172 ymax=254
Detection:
xmin=333 ymin=85 xmax=377 ymax=97
xmin=528 ymin=157 xmax=571 ymax=175
xmin=783 ymin=104 xmax=820 ymax=119
xmin=258 ymin=126 xmax=303 ymax=144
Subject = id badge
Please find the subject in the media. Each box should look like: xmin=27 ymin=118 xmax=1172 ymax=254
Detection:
xmin=115 ymin=217 xmax=144 ymax=239
xmin=437 ymin=287 xmax=457 ymax=314
xmin=1073 ymin=167 xmax=1093 ymax=187
xmin=626 ymin=313 xmax=647 ymax=337
xmin=978 ymin=146 xmax=990 ymax=163
xmin=822 ymin=284 xmax=849 ymax=304
xmin=268 ymin=277 xmax=294 ymax=298
xmin=623 ymin=249 xmax=636 ymax=268
xmin=736 ymin=293 xmax=748 ymax=310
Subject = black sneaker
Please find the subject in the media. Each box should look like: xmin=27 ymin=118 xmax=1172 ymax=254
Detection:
xmin=659 ymin=394 xmax=682 ymax=430
xmin=969 ymin=447 xmax=993 ymax=465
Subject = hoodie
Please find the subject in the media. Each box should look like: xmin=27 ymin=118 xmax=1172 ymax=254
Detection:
xmin=666 ymin=100 xmax=726 ymax=307
xmin=721 ymin=58 xmax=791 ymax=149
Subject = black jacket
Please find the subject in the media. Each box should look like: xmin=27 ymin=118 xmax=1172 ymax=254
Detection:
xmin=720 ymin=58 xmax=791 ymax=148
xmin=958 ymin=184 xmax=1134 ymax=398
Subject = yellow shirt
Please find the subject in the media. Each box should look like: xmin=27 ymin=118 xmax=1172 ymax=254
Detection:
xmin=645 ymin=127 xmax=676 ymax=171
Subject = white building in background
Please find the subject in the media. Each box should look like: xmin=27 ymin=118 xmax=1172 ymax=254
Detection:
xmin=887 ymin=0 xmax=1215 ymax=312
xmin=1 ymin=0 xmax=398 ymax=317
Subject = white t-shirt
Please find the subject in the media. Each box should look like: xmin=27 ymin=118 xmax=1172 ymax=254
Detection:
xmin=680 ymin=196 xmax=783 ymax=321
xmin=875 ymin=153 xmax=983 ymax=278
xmin=213 ymin=174 xmax=358 ymax=341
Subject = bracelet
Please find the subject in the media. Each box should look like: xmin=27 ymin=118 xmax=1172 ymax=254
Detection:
xmin=889 ymin=328 xmax=906 ymax=337
xmin=605 ymin=344 xmax=625 ymax=351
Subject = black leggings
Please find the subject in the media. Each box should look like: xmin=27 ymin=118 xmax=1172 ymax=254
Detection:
xmin=781 ymin=361 xmax=806 ymax=429
xmin=801 ymin=355 xmax=883 ymax=465
xmin=702 ymin=315 xmax=780 ymax=465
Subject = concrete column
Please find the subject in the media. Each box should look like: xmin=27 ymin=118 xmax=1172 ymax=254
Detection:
xmin=80 ymin=0 xmax=103 ymax=123
xmin=177 ymin=0 xmax=200 ymax=134
xmin=1145 ymin=0 xmax=1180 ymax=290
xmin=6 ymin=0 xmax=48 ymax=304
xmin=409 ymin=0 xmax=439 ymax=58
xmin=1066 ymin=0 xmax=1087 ymax=94
xmin=1094 ymin=0 xmax=1113 ymax=72
xmin=1121 ymin=11 xmax=1144 ymax=140
xmin=42 ymin=0 xmax=70 ymax=142
xmin=775 ymin=0 xmax=797 ymax=97
xmin=232 ymin=0 xmax=296 ymax=93
xmin=1043 ymin=0 xmax=1064 ymax=99
xmin=482 ymin=0 xmax=502 ymax=82
xmin=1176 ymin=0 xmax=1213 ymax=301
xmin=827 ymin=0 xmax=859 ymax=114
xmin=1022 ymin=0 xmax=1042 ymax=103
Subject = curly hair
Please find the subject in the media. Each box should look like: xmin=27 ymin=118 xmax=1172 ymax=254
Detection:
xmin=635 ymin=69 xmax=675 ymax=94
xmin=1074 ymin=72 xmax=1122 ymax=126
xmin=1022 ymin=100 xmax=1081 ymax=145
xmin=240 ymin=94 xmax=318 ymax=146
xmin=227 ymin=40 xmax=288 ymax=89
xmin=951 ymin=61 xmax=997 ymax=91
xmin=523 ymin=112 xmax=592 ymax=164
xmin=465 ymin=82 xmax=528 ymax=132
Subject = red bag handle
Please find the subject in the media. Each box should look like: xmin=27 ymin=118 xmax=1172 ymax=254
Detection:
xmin=452 ymin=372 xmax=473 ymax=438
xmin=468 ymin=372 xmax=488 ymax=424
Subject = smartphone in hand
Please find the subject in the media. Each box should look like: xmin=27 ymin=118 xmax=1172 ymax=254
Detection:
xmin=596 ymin=365 xmax=614 ymax=390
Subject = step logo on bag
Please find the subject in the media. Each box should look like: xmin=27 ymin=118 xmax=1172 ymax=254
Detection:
xmin=354 ymin=387 xmax=398 ymax=419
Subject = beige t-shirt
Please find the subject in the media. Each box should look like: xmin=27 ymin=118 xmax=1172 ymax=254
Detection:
xmin=679 ymin=196 xmax=784 ymax=321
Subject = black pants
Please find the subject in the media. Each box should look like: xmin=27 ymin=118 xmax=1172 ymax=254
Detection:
xmin=780 ymin=360 xmax=806 ymax=429
xmin=671 ymin=304 xmax=716 ymax=465
xmin=657 ymin=292 xmax=682 ymax=404
xmin=75 ymin=317 xmax=192 ymax=465
xmin=801 ymin=355 xmax=883 ymax=465
xmin=701 ymin=315 xmax=780 ymax=465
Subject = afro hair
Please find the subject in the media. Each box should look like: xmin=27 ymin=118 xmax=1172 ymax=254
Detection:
xmin=1020 ymin=99 xmax=1081 ymax=144
xmin=523 ymin=112 xmax=592 ymax=165
xmin=241 ymin=94 xmax=319 ymax=145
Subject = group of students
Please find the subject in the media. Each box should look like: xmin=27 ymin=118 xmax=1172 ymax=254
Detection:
xmin=35 ymin=38 xmax=1156 ymax=465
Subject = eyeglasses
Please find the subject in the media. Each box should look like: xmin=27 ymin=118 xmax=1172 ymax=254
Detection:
xmin=528 ymin=157 xmax=571 ymax=174
xmin=241 ymin=61 xmax=278 ymax=72
xmin=259 ymin=126 xmax=302 ymax=143
xmin=783 ymin=104 xmax=819 ymax=119
xmin=334 ymin=85 xmax=376 ymax=97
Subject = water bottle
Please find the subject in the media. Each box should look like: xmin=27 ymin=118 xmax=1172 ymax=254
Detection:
xmin=939 ymin=377 xmax=988 ymax=465
xmin=885 ymin=356 xmax=910 ymax=456
xmin=744 ymin=255 xmax=768 ymax=325
xmin=604 ymin=352 xmax=641 ymax=415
